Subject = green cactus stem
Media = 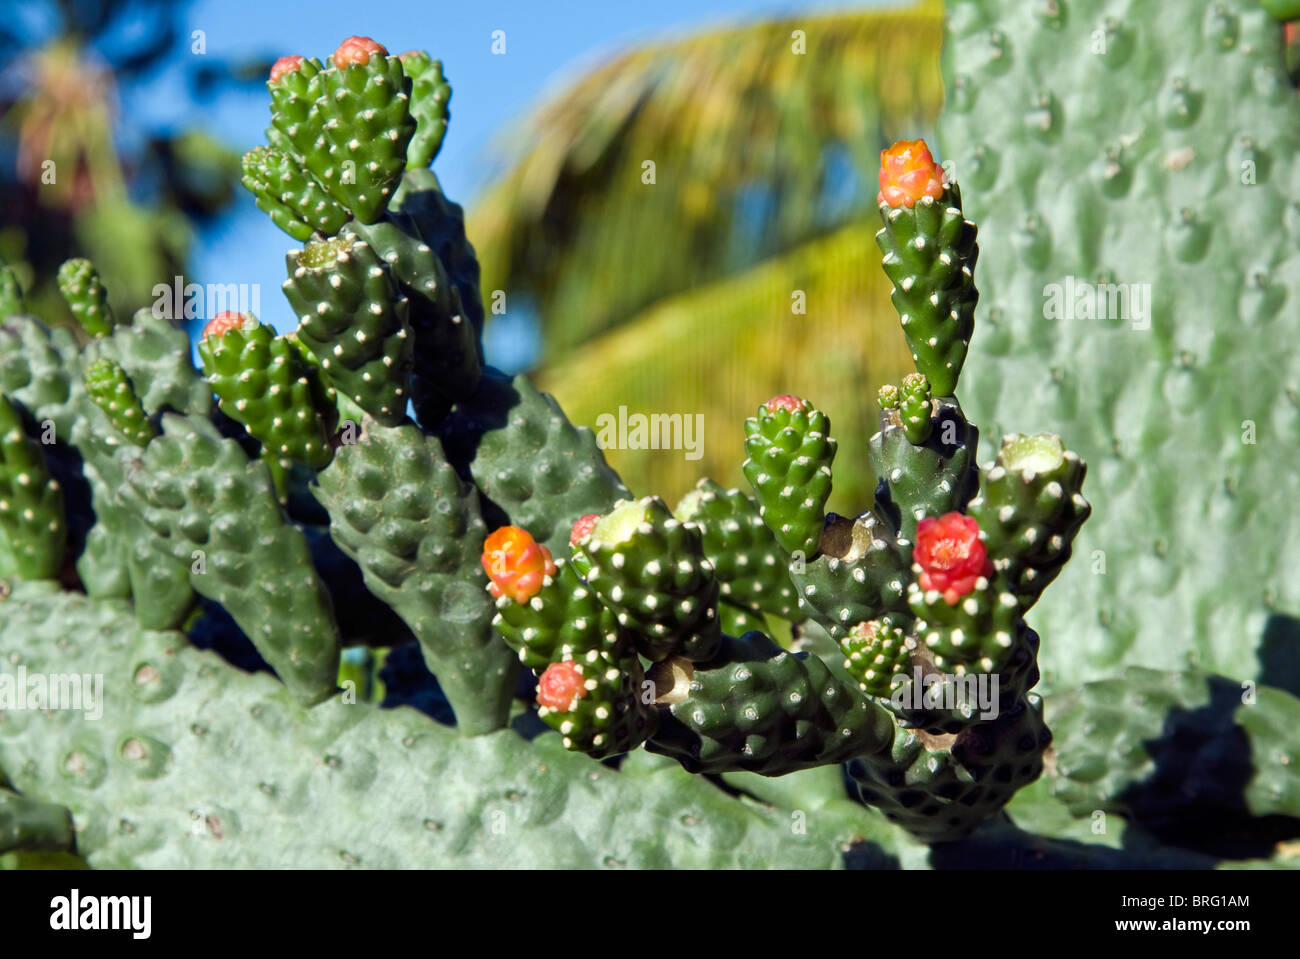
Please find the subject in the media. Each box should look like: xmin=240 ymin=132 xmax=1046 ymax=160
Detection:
xmin=580 ymin=496 xmax=721 ymax=663
xmin=840 ymin=618 xmax=912 ymax=698
xmin=119 ymin=414 xmax=341 ymax=706
xmin=398 ymin=50 xmax=452 ymax=169
xmin=82 ymin=358 xmax=156 ymax=448
xmin=874 ymin=140 xmax=978 ymax=397
xmin=270 ymin=37 xmax=415 ymax=224
xmin=0 ymin=788 xmax=76 ymax=855
xmin=897 ymin=372 xmax=933 ymax=445
xmin=313 ymin=419 xmax=516 ymax=733
xmin=197 ymin=312 xmax=335 ymax=469
xmin=0 ymin=394 xmax=66 ymax=580
xmin=440 ymin=370 xmax=629 ymax=555
xmin=343 ymin=216 xmax=481 ymax=426
xmin=846 ymin=693 xmax=1051 ymax=841
xmin=674 ymin=478 xmax=799 ymax=621
xmin=488 ymin=551 xmax=620 ymax=671
xmin=56 ymin=258 xmax=115 ymax=336
xmin=868 ymin=395 xmax=979 ymax=543
xmin=282 ymin=234 xmax=413 ymax=426
xmin=241 ymin=146 xmax=351 ymax=242
xmin=534 ymin=652 xmax=658 ymax=759
xmin=966 ymin=433 xmax=1090 ymax=610
xmin=646 ymin=631 xmax=897 ymax=776
xmin=788 ymin=510 xmax=910 ymax=641
xmin=742 ymin=394 xmax=836 ymax=559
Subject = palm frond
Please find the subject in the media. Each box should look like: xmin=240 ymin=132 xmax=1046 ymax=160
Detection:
xmin=470 ymin=0 xmax=944 ymax=357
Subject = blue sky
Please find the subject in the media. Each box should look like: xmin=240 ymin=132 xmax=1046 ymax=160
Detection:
xmin=123 ymin=0 xmax=892 ymax=360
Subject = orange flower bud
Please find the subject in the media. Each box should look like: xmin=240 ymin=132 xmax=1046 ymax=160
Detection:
xmin=877 ymin=139 xmax=945 ymax=209
xmin=481 ymin=526 xmax=557 ymax=604
xmin=333 ymin=36 xmax=388 ymax=68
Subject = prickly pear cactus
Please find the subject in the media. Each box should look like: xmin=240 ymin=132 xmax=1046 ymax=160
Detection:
xmin=1 ymin=20 xmax=1298 ymax=871
xmin=938 ymin=0 xmax=1300 ymax=687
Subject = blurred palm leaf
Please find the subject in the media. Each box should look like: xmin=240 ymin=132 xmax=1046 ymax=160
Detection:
xmin=470 ymin=0 xmax=945 ymax=508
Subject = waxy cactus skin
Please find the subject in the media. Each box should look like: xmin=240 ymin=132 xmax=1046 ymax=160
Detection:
xmin=1 ymin=12 xmax=1296 ymax=871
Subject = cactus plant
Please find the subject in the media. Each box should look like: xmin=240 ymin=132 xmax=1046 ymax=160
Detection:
xmin=0 ymin=17 xmax=1297 ymax=871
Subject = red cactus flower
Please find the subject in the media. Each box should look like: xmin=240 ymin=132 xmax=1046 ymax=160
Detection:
xmin=202 ymin=311 xmax=249 ymax=340
xmin=481 ymin=526 xmax=556 ymax=604
xmin=878 ymin=139 xmax=945 ymax=209
xmin=333 ymin=36 xmax=388 ymax=68
xmin=764 ymin=394 xmax=807 ymax=415
xmin=537 ymin=661 xmax=587 ymax=712
xmin=269 ymin=55 xmax=304 ymax=84
xmin=570 ymin=513 xmax=601 ymax=548
xmin=914 ymin=512 xmax=991 ymax=604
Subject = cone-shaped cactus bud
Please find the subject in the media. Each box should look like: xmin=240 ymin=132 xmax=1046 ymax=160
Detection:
xmin=966 ymin=433 xmax=1090 ymax=609
xmin=397 ymin=50 xmax=452 ymax=169
xmin=56 ymin=258 xmax=115 ymax=336
xmin=877 ymin=383 xmax=900 ymax=409
xmin=742 ymin=394 xmax=836 ymax=558
xmin=898 ymin=372 xmax=933 ymax=444
xmin=282 ymin=234 xmax=413 ymax=425
xmin=481 ymin=525 xmax=557 ymax=604
xmin=877 ymin=139 xmax=945 ymax=209
xmin=268 ymin=39 xmax=414 ymax=224
xmin=582 ymin=496 xmax=721 ymax=663
xmin=0 ymin=260 xmax=25 ymax=319
xmin=875 ymin=138 xmax=978 ymax=397
xmin=83 ymin=357 xmax=156 ymax=447
xmin=269 ymin=55 xmax=305 ymax=83
xmin=841 ymin=619 xmax=912 ymax=698
xmin=241 ymin=146 xmax=350 ymax=242
xmin=0 ymin=394 xmax=65 ymax=580
xmin=913 ymin=511 xmax=991 ymax=605
xmin=197 ymin=311 xmax=335 ymax=469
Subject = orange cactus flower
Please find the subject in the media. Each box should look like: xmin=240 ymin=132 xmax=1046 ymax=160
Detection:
xmin=481 ymin=526 xmax=557 ymax=604
xmin=878 ymin=139 xmax=945 ymax=209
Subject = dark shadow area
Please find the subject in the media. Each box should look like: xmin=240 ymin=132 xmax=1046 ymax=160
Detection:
xmin=435 ymin=366 xmax=517 ymax=532
xmin=187 ymin=598 xmax=273 ymax=675
xmin=929 ymin=816 xmax=1215 ymax=869
xmin=378 ymin=640 xmax=455 ymax=726
xmin=1109 ymin=675 xmax=1300 ymax=860
xmin=1258 ymin=613 xmax=1300 ymax=699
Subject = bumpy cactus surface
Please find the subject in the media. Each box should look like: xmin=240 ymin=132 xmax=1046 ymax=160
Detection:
xmin=1 ymin=18 xmax=1297 ymax=871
